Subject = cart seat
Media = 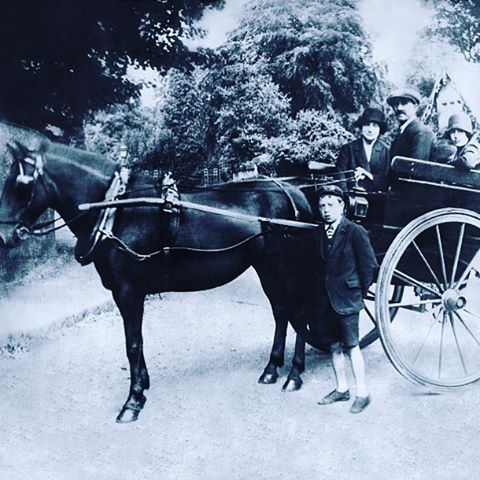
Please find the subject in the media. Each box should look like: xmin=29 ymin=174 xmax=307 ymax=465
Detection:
xmin=391 ymin=156 xmax=480 ymax=191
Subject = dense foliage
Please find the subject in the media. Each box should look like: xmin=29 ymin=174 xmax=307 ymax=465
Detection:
xmin=224 ymin=0 xmax=382 ymax=114
xmin=428 ymin=0 xmax=480 ymax=62
xmin=0 ymin=0 xmax=224 ymax=135
xmin=83 ymin=102 xmax=162 ymax=166
xmin=132 ymin=0 xmax=383 ymax=181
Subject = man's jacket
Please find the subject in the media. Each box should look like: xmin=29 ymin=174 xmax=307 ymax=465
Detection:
xmin=390 ymin=118 xmax=435 ymax=161
xmin=336 ymin=138 xmax=390 ymax=191
xmin=313 ymin=217 xmax=378 ymax=315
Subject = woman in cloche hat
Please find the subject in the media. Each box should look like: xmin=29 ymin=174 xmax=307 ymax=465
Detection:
xmin=335 ymin=107 xmax=390 ymax=192
xmin=431 ymin=112 xmax=480 ymax=170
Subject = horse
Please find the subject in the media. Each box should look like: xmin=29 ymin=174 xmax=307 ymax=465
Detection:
xmin=0 ymin=135 xmax=324 ymax=423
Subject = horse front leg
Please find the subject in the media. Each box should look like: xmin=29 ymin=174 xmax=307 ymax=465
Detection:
xmin=282 ymin=333 xmax=305 ymax=392
xmin=113 ymin=286 xmax=149 ymax=423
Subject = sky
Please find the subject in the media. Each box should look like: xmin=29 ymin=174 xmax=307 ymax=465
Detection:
xmin=358 ymin=0 xmax=434 ymax=84
xmin=183 ymin=0 xmax=249 ymax=50
xmin=359 ymin=0 xmax=480 ymax=116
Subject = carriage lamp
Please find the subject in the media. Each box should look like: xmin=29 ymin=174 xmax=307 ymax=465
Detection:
xmin=348 ymin=194 xmax=369 ymax=218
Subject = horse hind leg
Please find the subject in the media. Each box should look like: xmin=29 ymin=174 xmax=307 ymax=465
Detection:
xmin=282 ymin=333 xmax=305 ymax=392
xmin=255 ymin=267 xmax=307 ymax=390
xmin=113 ymin=286 xmax=149 ymax=423
xmin=258 ymin=311 xmax=288 ymax=385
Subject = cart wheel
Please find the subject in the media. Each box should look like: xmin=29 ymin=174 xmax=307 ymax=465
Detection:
xmin=376 ymin=208 xmax=480 ymax=392
xmin=359 ymin=284 xmax=404 ymax=348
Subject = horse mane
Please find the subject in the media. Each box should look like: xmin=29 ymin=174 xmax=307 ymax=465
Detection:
xmin=0 ymin=120 xmax=48 ymax=153
xmin=0 ymin=120 xmax=116 ymax=177
xmin=44 ymin=140 xmax=118 ymax=183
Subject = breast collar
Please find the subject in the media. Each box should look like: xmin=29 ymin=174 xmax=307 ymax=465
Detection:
xmin=76 ymin=167 xmax=129 ymax=265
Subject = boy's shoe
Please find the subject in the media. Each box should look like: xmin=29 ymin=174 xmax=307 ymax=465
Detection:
xmin=317 ymin=389 xmax=350 ymax=405
xmin=349 ymin=395 xmax=371 ymax=414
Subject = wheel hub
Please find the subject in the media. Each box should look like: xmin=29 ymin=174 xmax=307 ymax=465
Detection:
xmin=442 ymin=289 xmax=466 ymax=311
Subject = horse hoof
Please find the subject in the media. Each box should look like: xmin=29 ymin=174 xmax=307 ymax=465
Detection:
xmin=282 ymin=376 xmax=303 ymax=392
xmin=258 ymin=371 xmax=278 ymax=384
xmin=116 ymin=407 xmax=141 ymax=423
xmin=116 ymin=395 xmax=146 ymax=423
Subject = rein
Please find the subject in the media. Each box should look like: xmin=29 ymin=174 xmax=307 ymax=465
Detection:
xmin=20 ymin=211 xmax=89 ymax=236
xmin=99 ymin=229 xmax=290 ymax=261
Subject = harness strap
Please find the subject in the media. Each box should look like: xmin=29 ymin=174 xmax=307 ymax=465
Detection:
xmin=77 ymin=167 xmax=129 ymax=265
xmin=100 ymin=225 xmax=314 ymax=262
xmin=266 ymin=177 xmax=301 ymax=220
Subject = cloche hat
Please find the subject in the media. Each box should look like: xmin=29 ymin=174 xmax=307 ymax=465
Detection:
xmin=387 ymin=86 xmax=422 ymax=107
xmin=444 ymin=112 xmax=473 ymax=137
xmin=355 ymin=107 xmax=387 ymax=134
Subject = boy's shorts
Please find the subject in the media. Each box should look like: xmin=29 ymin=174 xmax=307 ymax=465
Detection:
xmin=322 ymin=305 xmax=359 ymax=349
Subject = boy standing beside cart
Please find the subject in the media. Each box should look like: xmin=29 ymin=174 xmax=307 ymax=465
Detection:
xmin=312 ymin=185 xmax=378 ymax=413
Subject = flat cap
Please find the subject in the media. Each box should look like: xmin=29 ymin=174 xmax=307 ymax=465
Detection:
xmin=387 ymin=87 xmax=421 ymax=106
xmin=317 ymin=185 xmax=344 ymax=201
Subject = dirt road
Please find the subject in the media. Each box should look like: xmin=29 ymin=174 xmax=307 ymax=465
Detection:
xmin=0 ymin=268 xmax=478 ymax=480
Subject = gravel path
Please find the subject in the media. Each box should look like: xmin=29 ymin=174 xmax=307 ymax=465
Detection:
xmin=0 ymin=268 xmax=478 ymax=480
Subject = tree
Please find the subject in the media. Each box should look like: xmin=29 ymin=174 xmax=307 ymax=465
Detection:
xmin=0 ymin=0 xmax=224 ymax=136
xmin=222 ymin=0 xmax=382 ymax=116
xmin=429 ymin=0 xmax=480 ymax=62
xmin=210 ymin=62 xmax=291 ymax=175
xmin=147 ymin=0 xmax=386 ymax=180
xmin=83 ymin=102 xmax=163 ymax=168
xmin=257 ymin=109 xmax=354 ymax=176
xmin=160 ymin=68 xmax=213 ymax=183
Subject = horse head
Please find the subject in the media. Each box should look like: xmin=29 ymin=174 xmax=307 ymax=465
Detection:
xmin=0 ymin=140 xmax=50 ymax=247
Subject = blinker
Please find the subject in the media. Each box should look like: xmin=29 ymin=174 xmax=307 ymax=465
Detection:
xmin=16 ymin=174 xmax=34 ymax=187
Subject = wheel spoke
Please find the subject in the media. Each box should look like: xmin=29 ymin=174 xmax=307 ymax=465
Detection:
xmin=363 ymin=305 xmax=376 ymax=325
xmin=412 ymin=240 xmax=443 ymax=291
xmin=412 ymin=308 xmax=442 ymax=366
xmin=438 ymin=311 xmax=446 ymax=379
xmin=365 ymin=288 xmax=375 ymax=302
xmin=454 ymin=311 xmax=480 ymax=347
xmin=463 ymin=308 xmax=480 ymax=322
xmin=448 ymin=312 xmax=468 ymax=375
xmin=389 ymin=299 xmax=441 ymax=309
xmin=435 ymin=225 xmax=448 ymax=288
xmin=450 ymin=223 xmax=465 ymax=287
xmin=454 ymin=258 xmax=480 ymax=290
xmin=393 ymin=269 xmax=442 ymax=297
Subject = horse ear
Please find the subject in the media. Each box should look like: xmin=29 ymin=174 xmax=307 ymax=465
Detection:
xmin=6 ymin=141 xmax=20 ymax=157
xmin=7 ymin=140 xmax=29 ymax=158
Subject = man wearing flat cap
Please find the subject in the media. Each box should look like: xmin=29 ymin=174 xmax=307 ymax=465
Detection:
xmin=336 ymin=107 xmax=390 ymax=192
xmin=312 ymin=185 xmax=377 ymax=414
xmin=388 ymin=86 xmax=435 ymax=161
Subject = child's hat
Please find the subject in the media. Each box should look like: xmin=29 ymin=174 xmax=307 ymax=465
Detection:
xmin=317 ymin=185 xmax=345 ymax=201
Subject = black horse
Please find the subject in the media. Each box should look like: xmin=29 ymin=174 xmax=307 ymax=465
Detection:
xmin=0 ymin=136 xmax=323 ymax=422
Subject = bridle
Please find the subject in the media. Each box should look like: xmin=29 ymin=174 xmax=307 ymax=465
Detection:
xmin=16 ymin=150 xmax=44 ymax=187
xmin=0 ymin=146 xmax=85 ymax=238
